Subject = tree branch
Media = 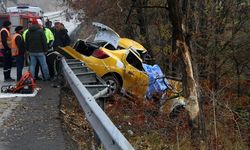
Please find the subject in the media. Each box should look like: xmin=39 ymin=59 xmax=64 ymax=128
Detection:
xmin=133 ymin=5 xmax=169 ymax=10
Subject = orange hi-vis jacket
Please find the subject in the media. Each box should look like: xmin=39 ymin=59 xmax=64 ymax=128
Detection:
xmin=0 ymin=28 xmax=12 ymax=49
xmin=11 ymin=33 xmax=22 ymax=56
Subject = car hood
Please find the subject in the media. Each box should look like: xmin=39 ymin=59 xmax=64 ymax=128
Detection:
xmin=92 ymin=22 xmax=120 ymax=49
xmin=119 ymin=38 xmax=147 ymax=53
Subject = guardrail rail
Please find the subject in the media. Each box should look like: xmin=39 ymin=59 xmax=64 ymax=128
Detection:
xmin=61 ymin=58 xmax=134 ymax=150
xmin=44 ymin=11 xmax=64 ymax=21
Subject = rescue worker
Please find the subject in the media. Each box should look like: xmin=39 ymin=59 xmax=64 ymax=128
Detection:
xmin=43 ymin=23 xmax=56 ymax=78
xmin=45 ymin=18 xmax=52 ymax=30
xmin=0 ymin=20 xmax=14 ymax=81
xmin=52 ymin=22 xmax=71 ymax=58
xmin=35 ymin=22 xmax=55 ymax=80
xmin=23 ymin=19 xmax=33 ymax=66
xmin=23 ymin=19 xmax=54 ymax=80
xmin=23 ymin=19 xmax=43 ymax=80
xmin=25 ymin=19 xmax=50 ymax=81
xmin=44 ymin=23 xmax=54 ymax=50
xmin=11 ymin=26 xmax=25 ymax=81
xmin=22 ymin=19 xmax=33 ymax=40
xmin=34 ymin=20 xmax=55 ymax=80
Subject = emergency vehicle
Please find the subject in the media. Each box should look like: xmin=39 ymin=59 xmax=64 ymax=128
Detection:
xmin=0 ymin=4 xmax=43 ymax=33
xmin=0 ymin=4 xmax=44 ymax=66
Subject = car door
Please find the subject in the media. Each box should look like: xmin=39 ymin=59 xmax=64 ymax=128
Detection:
xmin=122 ymin=50 xmax=148 ymax=97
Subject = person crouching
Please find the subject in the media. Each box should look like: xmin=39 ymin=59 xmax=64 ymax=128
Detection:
xmin=11 ymin=26 xmax=26 ymax=81
xmin=25 ymin=19 xmax=50 ymax=81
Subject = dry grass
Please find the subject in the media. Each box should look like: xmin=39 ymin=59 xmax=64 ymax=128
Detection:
xmin=59 ymin=86 xmax=249 ymax=150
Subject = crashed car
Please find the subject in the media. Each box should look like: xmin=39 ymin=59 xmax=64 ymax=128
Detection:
xmin=61 ymin=22 xmax=151 ymax=96
xmin=60 ymin=22 xmax=184 ymax=110
xmin=61 ymin=40 xmax=149 ymax=96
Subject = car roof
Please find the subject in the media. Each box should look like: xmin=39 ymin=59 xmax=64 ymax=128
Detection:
xmin=7 ymin=5 xmax=44 ymax=17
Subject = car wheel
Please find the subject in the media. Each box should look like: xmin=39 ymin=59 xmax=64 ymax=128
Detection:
xmin=103 ymin=76 xmax=121 ymax=95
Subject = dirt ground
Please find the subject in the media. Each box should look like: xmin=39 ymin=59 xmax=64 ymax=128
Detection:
xmin=60 ymin=87 xmax=96 ymax=150
xmin=59 ymin=86 xmax=192 ymax=150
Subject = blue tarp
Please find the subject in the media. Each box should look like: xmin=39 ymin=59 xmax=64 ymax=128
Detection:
xmin=143 ymin=64 xmax=169 ymax=99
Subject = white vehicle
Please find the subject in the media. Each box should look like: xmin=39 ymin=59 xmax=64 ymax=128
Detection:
xmin=6 ymin=4 xmax=44 ymax=18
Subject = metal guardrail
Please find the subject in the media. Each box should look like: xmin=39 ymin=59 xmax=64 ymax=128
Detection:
xmin=61 ymin=58 xmax=134 ymax=150
xmin=45 ymin=11 xmax=64 ymax=20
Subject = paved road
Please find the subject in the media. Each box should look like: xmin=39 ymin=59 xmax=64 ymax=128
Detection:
xmin=0 ymin=68 xmax=77 ymax=150
xmin=0 ymin=67 xmax=24 ymax=128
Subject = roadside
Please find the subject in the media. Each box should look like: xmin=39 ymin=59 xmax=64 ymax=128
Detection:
xmin=0 ymin=67 xmax=26 ymax=130
xmin=0 ymin=3 xmax=81 ymax=149
xmin=0 ymin=67 xmax=77 ymax=150
xmin=60 ymin=87 xmax=93 ymax=150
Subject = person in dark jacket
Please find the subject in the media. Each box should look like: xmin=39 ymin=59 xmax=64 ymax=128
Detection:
xmin=34 ymin=20 xmax=55 ymax=80
xmin=0 ymin=20 xmax=14 ymax=81
xmin=45 ymin=18 xmax=52 ymax=30
xmin=12 ymin=26 xmax=25 ymax=81
xmin=25 ymin=19 xmax=50 ymax=80
xmin=52 ymin=22 xmax=71 ymax=57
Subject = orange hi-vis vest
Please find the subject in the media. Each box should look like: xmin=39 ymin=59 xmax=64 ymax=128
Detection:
xmin=11 ymin=33 xmax=22 ymax=56
xmin=0 ymin=28 xmax=12 ymax=49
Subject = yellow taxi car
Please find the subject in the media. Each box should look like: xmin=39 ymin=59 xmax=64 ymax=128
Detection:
xmin=60 ymin=22 xmax=185 ymax=113
xmin=60 ymin=22 xmax=150 ymax=96
xmin=61 ymin=42 xmax=149 ymax=97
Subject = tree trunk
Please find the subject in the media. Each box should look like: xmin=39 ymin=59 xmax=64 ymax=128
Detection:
xmin=135 ymin=0 xmax=153 ymax=55
xmin=167 ymin=0 xmax=200 ymax=149
xmin=235 ymin=58 xmax=241 ymax=98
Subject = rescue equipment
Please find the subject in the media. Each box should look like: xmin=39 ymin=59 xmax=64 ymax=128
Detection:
xmin=1 ymin=71 xmax=35 ymax=94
